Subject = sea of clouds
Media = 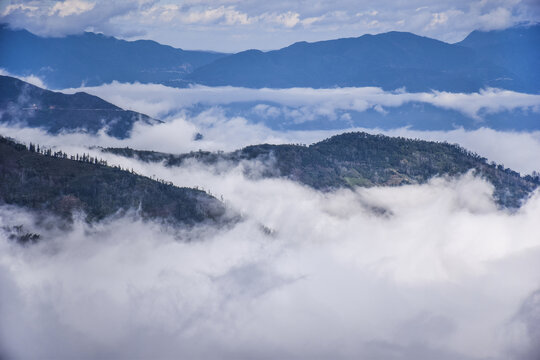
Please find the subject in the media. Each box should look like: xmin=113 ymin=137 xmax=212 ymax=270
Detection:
xmin=1 ymin=80 xmax=540 ymax=359
xmin=1 ymin=163 xmax=540 ymax=359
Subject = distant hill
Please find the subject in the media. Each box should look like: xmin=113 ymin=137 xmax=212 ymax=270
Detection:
xmin=0 ymin=75 xmax=159 ymax=138
xmin=104 ymin=132 xmax=540 ymax=208
xmin=0 ymin=25 xmax=226 ymax=89
xmin=186 ymin=29 xmax=535 ymax=93
xmin=0 ymin=135 xmax=228 ymax=225
xmin=456 ymin=24 xmax=540 ymax=93
xmin=2 ymin=25 xmax=537 ymax=93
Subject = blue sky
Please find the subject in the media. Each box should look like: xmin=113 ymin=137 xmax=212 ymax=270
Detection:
xmin=1 ymin=0 xmax=539 ymax=51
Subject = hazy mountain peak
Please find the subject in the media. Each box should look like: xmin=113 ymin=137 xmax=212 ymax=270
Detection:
xmin=0 ymin=75 xmax=158 ymax=138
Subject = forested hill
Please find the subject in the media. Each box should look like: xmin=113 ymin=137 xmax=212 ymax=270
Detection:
xmin=0 ymin=135 xmax=228 ymax=225
xmin=104 ymin=132 xmax=540 ymax=208
xmin=0 ymin=75 xmax=159 ymax=138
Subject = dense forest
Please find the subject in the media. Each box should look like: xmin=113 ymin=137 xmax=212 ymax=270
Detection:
xmin=105 ymin=132 xmax=540 ymax=208
xmin=0 ymin=135 xmax=228 ymax=225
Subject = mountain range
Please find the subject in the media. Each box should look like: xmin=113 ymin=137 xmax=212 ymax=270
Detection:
xmin=104 ymin=132 xmax=539 ymax=209
xmin=0 ymin=75 xmax=157 ymax=138
xmin=456 ymin=25 xmax=540 ymax=92
xmin=1 ymin=129 xmax=535 ymax=234
xmin=187 ymin=28 xmax=538 ymax=93
xmin=0 ymin=23 xmax=539 ymax=228
xmin=0 ymin=24 xmax=226 ymax=89
xmin=1 ymin=23 xmax=538 ymax=93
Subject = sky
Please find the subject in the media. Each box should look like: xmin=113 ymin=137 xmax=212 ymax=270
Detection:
xmin=1 ymin=0 xmax=539 ymax=51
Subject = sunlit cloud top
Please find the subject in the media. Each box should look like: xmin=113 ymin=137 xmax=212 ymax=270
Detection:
xmin=1 ymin=0 xmax=539 ymax=51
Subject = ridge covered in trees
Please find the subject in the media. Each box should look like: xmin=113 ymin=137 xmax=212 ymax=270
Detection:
xmin=104 ymin=132 xmax=539 ymax=208
xmin=0 ymin=135 xmax=228 ymax=225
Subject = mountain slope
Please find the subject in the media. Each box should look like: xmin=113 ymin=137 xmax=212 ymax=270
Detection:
xmin=0 ymin=135 xmax=227 ymax=225
xmin=186 ymin=31 xmax=523 ymax=92
xmin=456 ymin=24 xmax=540 ymax=93
xmin=0 ymin=75 xmax=159 ymax=138
xmin=104 ymin=132 xmax=539 ymax=208
xmin=0 ymin=25 xmax=226 ymax=89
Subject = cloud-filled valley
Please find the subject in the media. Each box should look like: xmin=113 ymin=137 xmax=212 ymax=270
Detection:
xmin=1 ymin=159 xmax=540 ymax=359
xmin=2 ymin=86 xmax=539 ymax=357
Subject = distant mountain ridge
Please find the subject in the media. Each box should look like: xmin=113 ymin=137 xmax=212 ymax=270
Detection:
xmin=0 ymin=75 xmax=159 ymax=138
xmin=186 ymin=26 xmax=539 ymax=93
xmin=456 ymin=24 xmax=540 ymax=92
xmin=104 ymin=132 xmax=540 ymax=208
xmin=0 ymin=24 xmax=226 ymax=89
xmin=1 ymin=24 xmax=538 ymax=93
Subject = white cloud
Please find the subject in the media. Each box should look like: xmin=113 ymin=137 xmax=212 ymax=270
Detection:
xmin=1 ymin=3 xmax=39 ymax=17
xmin=478 ymin=6 xmax=513 ymax=30
xmin=61 ymin=82 xmax=540 ymax=124
xmin=0 ymin=68 xmax=47 ymax=88
xmin=262 ymin=11 xmax=300 ymax=28
xmin=179 ymin=6 xmax=252 ymax=25
xmin=0 ymin=0 xmax=146 ymax=38
xmin=49 ymin=0 xmax=96 ymax=17
xmin=428 ymin=12 xmax=449 ymax=28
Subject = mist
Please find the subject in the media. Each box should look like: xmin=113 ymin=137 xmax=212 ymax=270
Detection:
xmin=60 ymin=82 xmax=540 ymax=121
xmin=2 ymin=116 xmax=540 ymax=175
xmin=1 ymin=159 xmax=540 ymax=359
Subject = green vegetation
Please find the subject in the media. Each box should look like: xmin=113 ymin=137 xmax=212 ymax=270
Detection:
xmin=0 ymin=135 xmax=227 ymax=225
xmin=104 ymin=132 xmax=539 ymax=208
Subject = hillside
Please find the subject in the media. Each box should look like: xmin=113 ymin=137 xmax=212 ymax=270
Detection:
xmin=0 ymin=75 xmax=159 ymax=138
xmin=186 ymin=30 xmax=528 ymax=92
xmin=0 ymin=25 xmax=226 ymax=89
xmin=104 ymin=132 xmax=539 ymax=208
xmin=0 ymin=135 xmax=227 ymax=225
xmin=456 ymin=24 xmax=540 ymax=94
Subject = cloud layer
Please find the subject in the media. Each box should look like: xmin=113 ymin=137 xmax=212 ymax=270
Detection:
xmin=1 ymin=162 xmax=540 ymax=359
xmin=1 ymin=0 xmax=539 ymax=51
xmin=2 ymin=81 xmax=540 ymax=174
xmin=62 ymin=82 xmax=540 ymax=122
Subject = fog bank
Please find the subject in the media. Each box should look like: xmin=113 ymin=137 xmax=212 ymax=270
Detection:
xmin=1 ymin=166 xmax=540 ymax=359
